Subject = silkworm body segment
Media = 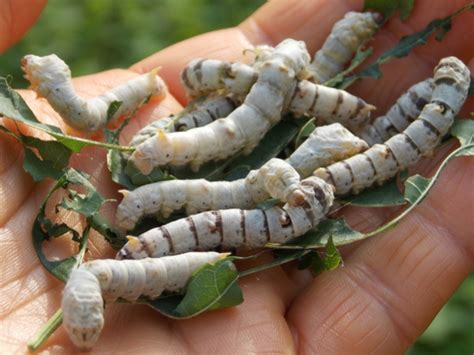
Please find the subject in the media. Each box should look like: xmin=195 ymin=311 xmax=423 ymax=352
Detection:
xmin=62 ymin=252 xmax=225 ymax=350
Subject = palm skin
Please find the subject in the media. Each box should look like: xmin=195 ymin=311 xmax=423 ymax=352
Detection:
xmin=0 ymin=0 xmax=473 ymax=353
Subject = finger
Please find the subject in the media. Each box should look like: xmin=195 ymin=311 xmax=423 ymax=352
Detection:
xmin=287 ymin=153 xmax=474 ymax=353
xmin=0 ymin=0 xmax=47 ymax=53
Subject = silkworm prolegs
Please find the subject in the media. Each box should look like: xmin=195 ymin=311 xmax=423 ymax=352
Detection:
xmin=62 ymin=252 xmax=225 ymax=350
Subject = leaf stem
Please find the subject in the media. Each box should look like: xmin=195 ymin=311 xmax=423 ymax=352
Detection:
xmin=364 ymin=143 xmax=474 ymax=237
xmin=27 ymin=309 xmax=63 ymax=352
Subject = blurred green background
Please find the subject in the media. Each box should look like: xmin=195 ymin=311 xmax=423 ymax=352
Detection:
xmin=1 ymin=1 xmax=472 ymax=353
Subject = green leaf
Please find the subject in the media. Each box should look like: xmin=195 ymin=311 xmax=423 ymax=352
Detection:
xmin=323 ymin=235 xmax=342 ymax=271
xmin=326 ymin=46 xmax=374 ymax=90
xmin=342 ymin=3 xmax=473 ymax=87
xmin=0 ymin=126 xmax=72 ymax=181
xmin=0 ymin=77 xmax=134 ymax=153
xmin=364 ymin=0 xmax=402 ymax=19
xmin=399 ymin=0 xmax=415 ymax=21
xmin=147 ymin=258 xmax=243 ymax=318
xmin=469 ymin=77 xmax=474 ymax=96
xmin=404 ymin=175 xmax=431 ymax=205
xmin=105 ymin=101 xmax=122 ymax=123
xmin=451 ymin=118 xmax=474 ymax=146
xmin=267 ymin=218 xmax=363 ymax=250
xmin=342 ymin=175 xmax=406 ymax=207
xmin=294 ymin=118 xmax=316 ymax=148
xmin=32 ymin=168 xmax=126 ymax=281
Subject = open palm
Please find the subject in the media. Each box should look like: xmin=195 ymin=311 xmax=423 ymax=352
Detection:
xmin=1 ymin=0 xmax=473 ymax=353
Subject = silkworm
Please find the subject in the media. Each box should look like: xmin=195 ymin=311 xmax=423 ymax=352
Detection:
xmin=21 ymin=54 xmax=166 ymax=132
xmin=116 ymin=124 xmax=366 ymax=231
xmin=313 ymin=57 xmax=470 ymax=195
xmin=129 ymin=95 xmax=239 ymax=147
xmin=117 ymin=176 xmax=334 ymax=259
xmin=287 ymin=123 xmax=369 ymax=177
xmin=62 ymin=252 xmax=225 ymax=351
xmin=358 ymin=79 xmax=434 ymax=145
xmin=182 ymin=59 xmax=258 ymax=99
xmin=129 ymin=39 xmax=311 ymax=174
xmin=180 ymin=59 xmax=375 ymax=130
xmin=308 ymin=11 xmax=381 ymax=84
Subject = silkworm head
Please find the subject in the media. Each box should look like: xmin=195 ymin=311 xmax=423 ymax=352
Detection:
xmin=115 ymin=189 xmax=145 ymax=231
xmin=21 ymin=54 xmax=70 ymax=92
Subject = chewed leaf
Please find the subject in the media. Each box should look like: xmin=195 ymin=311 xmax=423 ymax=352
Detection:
xmin=451 ymin=118 xmax=474 ymax=146
xmin=33 ymin=168 xmax=125 ymax=281
xmin=0 ymin=126 xmax=72 ymax=181
xmin=327 ymin=46 xmax=373 ymax=90
xmin=0 ymin=77 xmax=133 ymax=153
xmin=342 ymin=175 xmax=406 ymax=207
xmin=147 ymin=258 xmax=243 ymax=318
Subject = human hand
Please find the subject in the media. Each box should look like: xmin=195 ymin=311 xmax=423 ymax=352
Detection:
xmin=1 ymin=0 xmax=473 ymax=353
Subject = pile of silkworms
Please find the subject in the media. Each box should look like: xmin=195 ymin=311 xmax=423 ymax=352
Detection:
xmin=21 ymin=11 xmax=471 ymax=351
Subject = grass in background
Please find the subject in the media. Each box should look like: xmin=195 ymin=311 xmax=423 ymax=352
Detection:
xmin=0 ymin=1 xmax=472 ymax=353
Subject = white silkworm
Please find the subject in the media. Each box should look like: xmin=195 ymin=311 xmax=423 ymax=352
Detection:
xmin=129 ymin=95 xmax=239 ymax=147
xmin=180 ymin=59 xmax=375 ymax=130
xmin=314 ymin=57 xmax=470 ymax=195
xmin=182 ymin=59 xmax=258 ymax=99
xmin=309 ymin=11 xmax=381 ymax=84
xmin=358 ymin=79 xmax=434 ymax=145
xmin=115 ymin=158 xmax=303 ymax=231
xmin=116 ymin=124 xmax=366 ymax=231
xmin=117 ymin=176 xmax=334 ymax=259
xmin=287 ymin=123 xmax=369 ymax=177
xmin=62 ymin=252 xmax=225 ymax=351
xmin=129 ymin=39 xmax=311 ymax=173
xmin=21 ymin=54 xmax=166 ymax=132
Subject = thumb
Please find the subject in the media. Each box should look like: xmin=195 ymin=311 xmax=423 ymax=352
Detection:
xmin=0 ymin=0 xmax=48 ymax=53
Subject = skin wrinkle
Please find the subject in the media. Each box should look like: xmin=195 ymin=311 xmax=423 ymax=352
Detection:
xmin=344 ymin=263 xmax=419 ymax=347
xmin=1 ymin=0 xmax=472 ymax=350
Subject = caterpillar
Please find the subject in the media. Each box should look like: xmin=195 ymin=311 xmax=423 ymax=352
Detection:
xmin=129 ymin=95 xmax=239 ymax=148
xmin=116 ymin=123 xmax=367 ymax=231
xmin=117 ymin=176 xmax=334 ymax=259
xmin=358 ymin=79 xmax=434 ymax=145
xmin=62 ymin=252 xmax=225 ymax=351
xmin=21 ymin=54 xmax=166 ymax=132
xmin=314 ymin=57 xmax=470 ymax=195
xmin=180 ymin=59 xmax=375 ymax=131
xmin=308 ymin=11 xmax=381 ymax=84
xmin=129 ymin=39 xmax=311 ymax=174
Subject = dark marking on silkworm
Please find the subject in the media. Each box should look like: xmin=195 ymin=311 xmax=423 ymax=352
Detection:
xmin=289 ymin=83 xmax=301 ymax=104
xmin=212 ymin=211 xmax=224 ymax=243
xmin=415 ymin=97 xmax=429 ymax=111
xmin=194 ymin=59 xmax=206 ymax=84
xmin=403 ymin=133 xmax=421 ymax=155
xmin=434 ymin=77 xmax=456 ymax=87
xmin=191 ymin=114 xmax=199 ymax=127
xmin=332 ymin=91 xmax=344 ymax=115
xmin=384 ymin=145 xmax=401 ymax=169
xmin=240 ymin=209 xmax=247 ymax=244
xmin=342 ymin=161 xmax=355 ymax=185
xmin=206 ymin=108 xmax=217 ymax=121
xmin=363 ymin=153 xmax=377 ymax=177
xmin=262 ymin=210 xmax=271 ymax=242
xmin=186 ymin=217 xmax=199 ymax=247
xmin=301 ymin=200 xmax=317 ymax=224
xmin=420 ymin=117 xmax=442 ymax=137
xmin=309 ymin=85 xmax=320 ymax=112
xmin=181 ymin=68 xmax=193 ymax=91
xmin=349 ymin=97 xmax=365 ymax=120
xmin=325 ymin=169 xmax=337 ymax=188
xmin=160 ymin=226 xmax=175 ymax=253
xmin=397 ymin=102 xmax=406 ymax=117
